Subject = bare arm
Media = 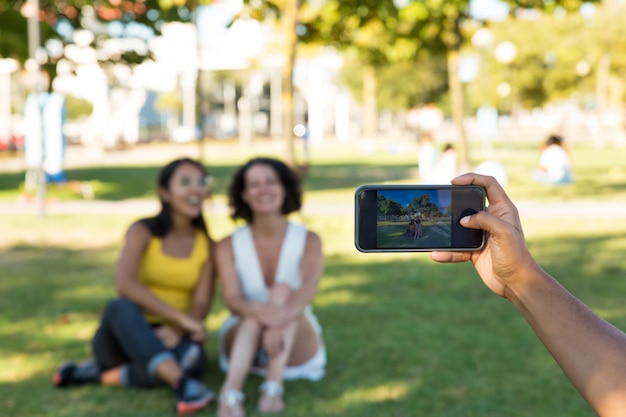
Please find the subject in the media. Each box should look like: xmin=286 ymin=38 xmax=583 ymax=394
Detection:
xmin=431 ymin=173 xmax=626 ymax=416
xmin=188 ymin=237 xmax=216 ymax=321
xmin=283 ymin=230 xmax=323 ymax=320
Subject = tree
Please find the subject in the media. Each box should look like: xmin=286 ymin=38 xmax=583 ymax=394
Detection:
xmin=231 ymin=0 xmax=303 ymax=168
xmin=377 ymin=194 xmax=403 ymax=217
xmin=0 ymin=0 xmax=209 ymax=83
xmin=301 ymin=0 xmax=599 ymax=169
xmin=338 ymin=49 xmax=448 ymax=113
xmin=407 ymin=194 xmax=441 ymax=220
xmin=0 ymin=0 xmax=213 ymax=150
xmin=484 ymin=2 xmax=626 ymax=135
xmin=301 ymin=0 xmax=434 ymax=139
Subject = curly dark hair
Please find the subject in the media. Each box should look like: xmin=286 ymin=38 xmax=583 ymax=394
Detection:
xmin=228 ymin=157 xmax=302 ymax=223
xmin=546 ymin=134 xmax=564 ymax=147
xmin=139 ymin=157 xmax=209 ymax=237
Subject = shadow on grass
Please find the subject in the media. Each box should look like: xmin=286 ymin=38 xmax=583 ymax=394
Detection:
xmin=3 ymin=229 xmax=624 ymax=416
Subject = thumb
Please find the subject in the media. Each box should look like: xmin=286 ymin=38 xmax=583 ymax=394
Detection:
xmin=459 ymin=210 xmax=507 ymax=235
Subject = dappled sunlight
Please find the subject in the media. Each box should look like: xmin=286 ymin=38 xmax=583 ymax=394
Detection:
xmin=338 ymin=381 xmax=411 ymax=405
xmin=0 ymin=352 xmax=52 ymax=382
xmin=0 ymin=318 xmax=98 ymax=361
xmin=313 ymin=289 xmax=373 ymax=308
xmin=56 ymin=286 xmax=114 ymax=304
xmin=318 ymin=271 xmax=373 ymax=290
xmin=1 ymin=225 xmax=125 ymax=249
xmin=43 ymin=320 xmax=99 ymax=341
xmin=0 ymin=184 xmax=624 ymax=416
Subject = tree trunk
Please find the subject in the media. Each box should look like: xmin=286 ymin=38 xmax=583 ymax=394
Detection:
xmin=281 ymin=0 xmax=299 ymax=167
xmin=594 ymin=53 xmax=611 ymax=149
xmin=447 ymin=48 xmax=470 ymax=171
xmin=362 ymin=65 xmax=377 ymax=139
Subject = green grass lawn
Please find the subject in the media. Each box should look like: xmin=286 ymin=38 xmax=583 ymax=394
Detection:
xmin=1 ymin=138 xmax=626 ymax=203
xmin=377 ymin=219 xmax=450 ymax=249
xmin=1 ymin=139 xmax=626 ymax=416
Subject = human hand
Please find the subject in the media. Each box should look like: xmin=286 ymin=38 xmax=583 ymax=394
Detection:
xmin=254 ymin=304 xmax=291 ymax=328
xmin=177 ymin=316 xmax=209 ymax=343
xmin=154 ymin=325 xmax=184 ymax=349
xmin=430 ymin=173 xmax=538 ymax=299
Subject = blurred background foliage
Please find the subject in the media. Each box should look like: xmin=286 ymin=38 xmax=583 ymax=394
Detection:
xmin=1 ymin=0 xmax=625 ymax=167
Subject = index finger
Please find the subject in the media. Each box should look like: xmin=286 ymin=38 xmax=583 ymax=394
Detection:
xmin=450 ymin=173 xmax=513 ymax=207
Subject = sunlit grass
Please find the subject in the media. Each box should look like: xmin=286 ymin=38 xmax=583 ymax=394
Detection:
xmin=3 ymin=212 xmax=625 ymax=416
xmin=1 ymin=141 xmax=626 ymax=416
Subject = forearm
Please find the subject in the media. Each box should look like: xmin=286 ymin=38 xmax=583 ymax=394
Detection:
xmin=117 ymin=280 xmax=189 ymax=325
xmin=224 ymin=295 xmax=263 ymax=319
xmin=285 ymin=285 xmax=317 ymax=318
xmin=509 ymin=266 xmax=626 ymax=416
xmin=188 ymin=302 xmax=210 ymax=321
xmin=188 ymin=282 xmax=213 ymax=321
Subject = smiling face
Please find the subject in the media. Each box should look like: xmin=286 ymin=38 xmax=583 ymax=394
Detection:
xmin=242 ymin=163 xmax=286 ymax=218
xmin=160 ymin=162 xmax=209 ymax=220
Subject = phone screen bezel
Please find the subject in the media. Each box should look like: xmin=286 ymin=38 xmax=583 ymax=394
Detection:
xmin=355 ymin=184 xmax=486 ymax=252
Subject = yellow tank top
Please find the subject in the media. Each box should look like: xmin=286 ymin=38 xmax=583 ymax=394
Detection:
xmin=138 ymin=229 xmax=209 ymax=324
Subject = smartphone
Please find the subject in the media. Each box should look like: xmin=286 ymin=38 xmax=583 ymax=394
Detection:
xmin=355 ymin=184 xmax=486 ymax=252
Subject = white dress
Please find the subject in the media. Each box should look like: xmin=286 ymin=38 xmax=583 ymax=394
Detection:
xmin=218 ymin=222 xmax=326 ymax=381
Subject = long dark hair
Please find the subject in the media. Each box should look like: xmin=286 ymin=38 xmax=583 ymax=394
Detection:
xmin=228 ymin=157 xmax=302 ymax=223
xmin=140 ymin=158 xmax=209 ymax=237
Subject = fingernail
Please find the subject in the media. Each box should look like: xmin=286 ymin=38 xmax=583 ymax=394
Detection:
xmin=460 ymin=215 xmax=471 ymax=224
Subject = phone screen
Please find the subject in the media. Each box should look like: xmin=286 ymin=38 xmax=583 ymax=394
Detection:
xmin=355 ymin=185 xmax=486 ymax=252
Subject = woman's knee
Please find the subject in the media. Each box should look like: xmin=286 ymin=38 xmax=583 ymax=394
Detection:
xmin=102 ymin=298 xmax=142 ymax=322
xmin=240 ymin=316 xmax=263 ymax=330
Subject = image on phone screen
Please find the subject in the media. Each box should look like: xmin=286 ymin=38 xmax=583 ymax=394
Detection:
xmin=355 ymin=185 xmax=485 ymax=252
xmin=377 ymin=189 xmax=453 ymax=249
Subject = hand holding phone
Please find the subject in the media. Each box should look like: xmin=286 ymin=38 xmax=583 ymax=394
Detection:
xmin=355 ymin=184 xmax=486 ymax=252
xmin=430 ymin=173 xmax=530 ymax=297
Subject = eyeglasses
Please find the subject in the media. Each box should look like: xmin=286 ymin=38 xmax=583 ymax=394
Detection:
xmin=177 ymin=175 xmax=214 ymax=192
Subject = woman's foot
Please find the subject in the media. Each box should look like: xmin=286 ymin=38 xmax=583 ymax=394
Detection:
xmin=52 ymin=359 xmax=101 ymax=387
xmin=257 ymin=381 xmax=284 ymax=414
xmin=218 ymin=390 xmax=245 ymax=417
xmin=175 ymin=378 xmax=215 ymax=416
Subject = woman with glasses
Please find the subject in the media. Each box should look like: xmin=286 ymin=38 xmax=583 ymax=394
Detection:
xmin=53 ymin=158 xmax=216 ymax=416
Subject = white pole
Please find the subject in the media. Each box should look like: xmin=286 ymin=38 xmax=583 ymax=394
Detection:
xmin=0 ymin=59 xmax=18 ymax=148
xmin=26 ymin=0 xmax=46 ymax=217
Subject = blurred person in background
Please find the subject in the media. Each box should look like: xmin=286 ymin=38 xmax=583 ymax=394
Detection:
xmin=418 ymin=132 xmax=440 ymax=183
xmin=435 ymin=143 xmax=459 ymax=184
xmin=532 ymin=134 xmax=574 ymax=186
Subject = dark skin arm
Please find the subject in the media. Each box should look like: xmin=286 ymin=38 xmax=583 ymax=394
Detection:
xmin=431 ymin=173 xmax=626 ymax=416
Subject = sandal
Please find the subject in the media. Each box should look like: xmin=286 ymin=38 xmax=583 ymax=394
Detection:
xmin=218 ymin=390 xmax=245 ymax=417
xmin=257 ymin=381 xmax=284 ymax=414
